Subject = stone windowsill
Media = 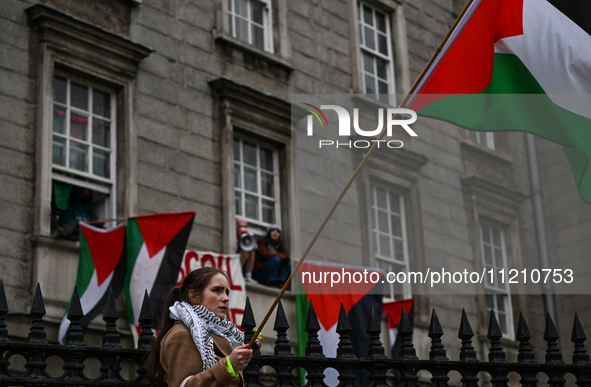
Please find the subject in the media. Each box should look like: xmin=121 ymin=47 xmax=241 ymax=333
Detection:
xmin=30 ymin=234 xmax=80 ymax=253
xmin=460 ymin=138 xmax=514 ymax=166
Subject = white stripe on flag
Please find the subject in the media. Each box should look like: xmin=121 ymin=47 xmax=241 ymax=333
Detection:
xmin=318 ymin=323 xmax=339 ymax=387
xmin=129 ymin=244 xmax=167 ymax=325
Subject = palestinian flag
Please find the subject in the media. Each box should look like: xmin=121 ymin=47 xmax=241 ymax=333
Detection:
xmin=295 ymin=261 xmax=383 ymax=386
xmin=382 ymin=298 xmax=414 ymax=357
xmin=124 ymin=212 xmax=195 ymax=342
xmin=58 ymin=222 xmax=126 ymax=343
xmin=409 ymin=0 xmax=591 ymax=203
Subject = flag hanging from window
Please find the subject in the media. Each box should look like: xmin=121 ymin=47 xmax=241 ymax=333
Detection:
xmin=295 ymin=261 xmax=383 ymax=387
xmin=124 ymin=212 xmax=195 ymax=343
xmin=382 ymin=298 xmax=414 ymax=357
xmin=409 ymin=0 xmax=591 ymax=204
xmin=58 ymin=222 xmax=126 ymax=344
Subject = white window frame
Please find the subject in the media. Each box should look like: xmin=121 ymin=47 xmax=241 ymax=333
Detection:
xmin=227 ymin=0 xmax=274 ymax=53
xmin=51 ymin=71 xmax=117 ymax=222
xmin=358 ymin=2 xmax=395 ymax=101
xmin=371 ymin=183 xmax=411 ymax=300
xmin=469 ymin=131 xmax=495 ymax=150
xmin=479 ymin=222 xmax=514 ymax=339
xmin=233 ymin=134 xmax=281 ymax=235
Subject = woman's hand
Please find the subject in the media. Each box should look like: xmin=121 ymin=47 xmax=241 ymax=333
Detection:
xmin=255 ymin=335 xmax=262 ymax=349
xmin=228 ymin=344 xmax=253 ymax=371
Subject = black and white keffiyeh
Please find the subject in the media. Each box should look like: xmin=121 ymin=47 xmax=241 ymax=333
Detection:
xmin=169 ymin=301 xmax=244 ymax=371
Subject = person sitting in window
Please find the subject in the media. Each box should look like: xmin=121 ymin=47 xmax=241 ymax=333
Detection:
xmin=53 ymin=186 xmax=103 ymax=241
xmin=235 ymin=218 xmax=257 ymax=283
xmin=254 ymin=225 xmax=290 ymax=288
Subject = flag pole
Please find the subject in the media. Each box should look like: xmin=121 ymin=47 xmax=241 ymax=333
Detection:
xmin=247 ymin=0 xmax=475 ymax=349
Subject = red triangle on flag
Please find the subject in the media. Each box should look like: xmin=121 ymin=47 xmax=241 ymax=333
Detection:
xmin=382 ymin=298 xmax=414 ymax=329
xmin=298 ymin=262 xmax=383 ymax=331
xmin=80 ymin=222 xmax=126 ymax=286
xmin=135 ymin=212 xmax=195 ymax=258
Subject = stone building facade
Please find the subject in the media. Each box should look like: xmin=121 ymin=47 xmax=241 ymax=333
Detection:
xmin=1 ymin=0 xmax=590 ymax=365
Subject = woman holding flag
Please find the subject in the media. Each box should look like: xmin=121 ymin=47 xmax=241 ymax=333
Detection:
xmin=147 ymin=267 xmax=261 ymax=387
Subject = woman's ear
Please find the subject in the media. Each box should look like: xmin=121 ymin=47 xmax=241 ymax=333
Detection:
xmin=188 ymin=290 xmax=200 ymax=305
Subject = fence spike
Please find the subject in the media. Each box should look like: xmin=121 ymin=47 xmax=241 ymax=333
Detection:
xmin=66 ymin=286 xmax=85 ymax=346
xmin=516 ymin=312 xmax=535 ymax=363
xmin=487 ymin=310 xmax=507 ymax=363
xmin=241 ymin=297 xmax=261 ymax=386
xmin=138 ymin=290 xmax=155 ymax=350
xmin=0 ymin=279 xmax=8 ymax=343
xmin=429 ymin=309 xmax=448 ymax=361
xmin=544 ymin=313 xmax=564 ymax=364
xmin=102 ymin=287 xmax=121 ymax=348
xmin=398 ymin=306 xmax=417 ymax=360
xmin=458 ymin=309 xmax=478 ymax=362
xmin=28 ymin=283 xmax=47 ymax=344
xmin=337 ymin=303 xmax=355 ymax=359
xmin=273 ymin=301 xmax=292 ymax=356
xmin=305 ymin=301 xmax=324 ymax=357
xmin=572 ymin=313 xmax=590 ymax=365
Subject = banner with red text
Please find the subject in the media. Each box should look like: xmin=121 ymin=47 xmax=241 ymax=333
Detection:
xmin=177 ymin=251 xmax=246 ymax=327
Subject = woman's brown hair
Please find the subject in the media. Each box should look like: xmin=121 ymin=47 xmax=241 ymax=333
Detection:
xmin=146 ymin=267 xmax=228 ymax=387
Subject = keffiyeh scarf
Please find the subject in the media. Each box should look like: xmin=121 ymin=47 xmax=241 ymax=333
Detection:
xmin=169 ymin=301 xmax=244 ymax=371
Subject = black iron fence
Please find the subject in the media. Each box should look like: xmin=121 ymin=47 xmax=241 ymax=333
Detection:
xmin=1 ymin=279 xmax=590 ymax=387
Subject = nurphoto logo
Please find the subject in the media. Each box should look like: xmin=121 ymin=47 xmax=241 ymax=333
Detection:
xmin=303 ymin=103 xmax=418 ymax=150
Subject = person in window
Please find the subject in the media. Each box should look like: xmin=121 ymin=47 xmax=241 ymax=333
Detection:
xmin=254 ymin=225 xmax=291 ymax=288
xmin=53 ymin=187 xmax=103 ymax=241
xmin=147 ymin=267 xmax=261 ymax=387
xmin=235 ymin=218 xmax=257 ymax=283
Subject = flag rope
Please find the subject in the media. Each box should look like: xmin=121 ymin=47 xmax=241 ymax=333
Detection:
xmin=247 ymin=0 xmax=476 ymax=349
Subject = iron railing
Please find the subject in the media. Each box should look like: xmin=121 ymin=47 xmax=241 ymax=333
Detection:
xmin=1 ymin=279 xmax=590 ymax=387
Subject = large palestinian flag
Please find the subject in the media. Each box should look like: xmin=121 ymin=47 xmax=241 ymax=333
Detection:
xmin=58 ymin=222 xmax=126 ymax=343
xmin=296 ymin=261 xmax=383 ymax=386
xmin=409 ymin=0 xmax=591 ymax=203
xmin=124 ymin=212 xmax=195 ymax=341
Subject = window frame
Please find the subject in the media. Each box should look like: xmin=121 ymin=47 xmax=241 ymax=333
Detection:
xmin=479 ymin=221 xmax=514 ymax=338
xmin=227 ymin=0 xmax=274 ymax=53
xmin=233 ymin=133 xmax=282 ymax=234
xmin=469 ymin=131 xmax=496 ymax=150
xmin=370 ymin=182 xmax=411 ymax=300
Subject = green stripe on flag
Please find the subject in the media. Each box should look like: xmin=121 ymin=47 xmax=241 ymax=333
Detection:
xmin=125 ymin=218 xmax=144 ymax=323
xmin=76 ymin=229 xmax=95 ymax=296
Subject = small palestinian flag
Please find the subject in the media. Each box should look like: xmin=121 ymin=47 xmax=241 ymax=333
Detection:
xmin=295 ymin=261 xmax=383 ymax=386
xmin=410 ymin=0 xmax=591 ymax=203
xmin=58 ymin=222 xmax=126 ymax=344
xmin=382 ymin=298 xmax=414 ymax=357
xmin=124 ymin=212 xmax=195 ymax=342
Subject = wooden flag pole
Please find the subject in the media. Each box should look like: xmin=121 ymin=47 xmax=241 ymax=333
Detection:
xmin=244 ymin=0 xmax=475 ymax=349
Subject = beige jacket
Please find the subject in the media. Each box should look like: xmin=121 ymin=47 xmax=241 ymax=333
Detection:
xmin=160 ymin=321 xmax=244 ymax=387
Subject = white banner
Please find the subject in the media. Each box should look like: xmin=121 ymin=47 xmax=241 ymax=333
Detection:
xmin=177 ymin=251 xmax=246 ymax=327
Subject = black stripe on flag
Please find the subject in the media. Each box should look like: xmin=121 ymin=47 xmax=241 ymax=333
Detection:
xmin=547 ymin=0 xmax=591 ymax=36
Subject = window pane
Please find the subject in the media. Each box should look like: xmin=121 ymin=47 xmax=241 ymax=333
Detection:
xmin=93 ymin=90 xmax=111 ymax=118
xmin=365 ymin=75 xmax=375 ymax=95
xmin=236 ymin=18 xmax=249 ymax=42
xmin=377 ymin=210 xmax=388 ymax=232
xmin=93 ymin=148 xmax=110 ymax=178
xmin=364 ymin=26 xmax=375 ymax=50
xmin=69 ymin=141 xmax=88 ymax=172
xmin=376 ymin=12 xmax=386 ymax=32
xmin=481 ymin=224 xmax=490 ymax=243
xmin=259 ymin=147 xmax=273 ymax=171
xmin=362 ymin=53 xmax=374 ymax=73
xmin=262 ymin=199 xmax=275 ymax=223
xmin=70 ymin=82 xmax=88 ymax=110
xmin=483 ymin=245 xmax=493 ymax=265
xmin=376 ymin=58 xmax=387 ymax=79
xmin=235 ymin=190 xmax=242 ymax=215
xmin=252 ymin=0 xmax=264 ymax=24
xmin=261 ymin=172 xmax=274 ymax=197
xmin=53 ymin=77 xmax=67 ymax=104
xmin=394 ymin=239 xmax=403 ymax=260
xmin=391 ymin=214 xmax=401 ymax=236
xmin=492 ymin=227 xmax=502 ymax=246
xmin=486 ymin=294 xmax=495 ymax=310
xmin=363 ymin=5 xmax=373 ymax=25
xmin=235 ymin=0 xmax=248 ymax=17
xmin=378 ymin=34 xmax=388 ymax=55
xmin=245 ymin=193 xmax=258 ymax=219
xmin=234 ymin=138 xmax=240 ymax=160
xmin=228 ymin=0 xmax=233 ymax=12
xmin=390 ymin=192 xmax=400 ymax=213
xmin=243 ymin=141 xmax=257 ymax=166
xmin=378 ymin=81 xmax=389 ymax=95
xmin=496 ymin=294 xmax=506 ymax=312
xmin=375 ymin=187 xmax=387 ymax=208
xmin=244 ymin=167 xmax=258 ymax=193
xmin=253 ymin=25 xmax=264 ymax=50
xmin=52 ymin=136 xmax=66 ymax=166
xmin=53 ymin=105 xmax=66 ymax=134
xmin=379 ymin=234 xmax=391 ymax=257
xmin=92 ymin=118 xmax=110 ymax=147
xmin=498 ymin=311 xmax=508 ymax=334
xmin=234 ymin=163 xmax=242 ymax=188
xmin=70 ymin=113 xmax=88 ymax=141
xmin=229 ymin=13 xmax=234 ymax=36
